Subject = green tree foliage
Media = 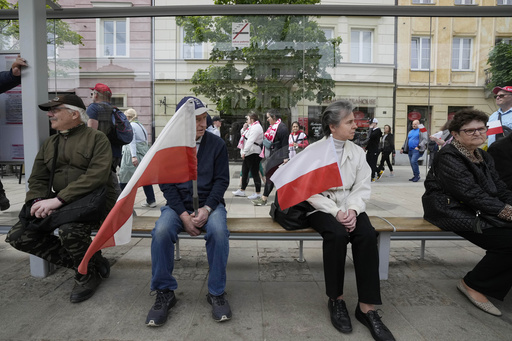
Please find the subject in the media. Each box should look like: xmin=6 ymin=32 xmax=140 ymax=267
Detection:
xmin=0 ymin=1 xmax=83 ymax=77
xmin=487 ymin=42 xmax=512 ymax=90
xmin=177 ymin=0 xmax=342 ymax=115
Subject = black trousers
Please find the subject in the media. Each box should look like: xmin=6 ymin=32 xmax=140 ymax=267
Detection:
xmin=241 ymin=153 xmax=262 ymax=193
xmin=0 ymin=179 xmax=4 ymax=195
xmin=366 ymin=149 xmax=380 ymax=179
xmin=456 ymin=227 xmax=512 ymax=301
xmin=308 ymin=211 xmax=382 ymax=304
xmin=378 ymin=151 xmax=393 ymax=172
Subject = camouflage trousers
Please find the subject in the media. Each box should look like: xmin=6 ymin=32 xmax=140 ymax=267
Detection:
xmin=6 ymin=220 xmax=100 ymax=270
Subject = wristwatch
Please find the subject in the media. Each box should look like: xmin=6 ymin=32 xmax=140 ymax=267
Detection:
xmin=204 ymin=205 xmax=212 ymax=215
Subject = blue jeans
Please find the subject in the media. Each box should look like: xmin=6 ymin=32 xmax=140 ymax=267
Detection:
xmin=408 ymin=149 xmax=422 ymax=177
xmin=120 ymin=183 xmax=155 ymax=204
xmin=150 ymin=204 xmax=229 ymax=296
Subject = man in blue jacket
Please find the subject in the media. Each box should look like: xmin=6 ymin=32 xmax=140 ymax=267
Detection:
xmin=146 ymin=96 xmax=231 ymax=327
xmin=0 ymin=55 xmax=27 ymax=211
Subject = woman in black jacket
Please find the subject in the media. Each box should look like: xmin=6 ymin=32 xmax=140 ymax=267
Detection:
xmin=422 ymin=109 xmax=512 ymax=317
xmin=377 ymin=124 xmax=395 ymax=178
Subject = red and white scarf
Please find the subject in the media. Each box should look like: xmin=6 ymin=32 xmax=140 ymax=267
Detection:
xmin=264 ymin=118 xmax=281 ymax=142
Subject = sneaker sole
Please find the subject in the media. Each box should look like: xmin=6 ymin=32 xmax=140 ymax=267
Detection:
xmin=146 ymin=296 xmax=177 ymax=327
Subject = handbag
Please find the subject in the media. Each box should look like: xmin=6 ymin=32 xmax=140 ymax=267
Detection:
xmin=269 ymin=193 xmax=315 ymax=231
xmin=262 ymin=137 xmax=272 ymax=149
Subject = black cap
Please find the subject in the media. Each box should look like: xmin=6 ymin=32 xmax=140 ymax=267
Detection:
xmin=38 ymin=94 xmax=86 ymax=111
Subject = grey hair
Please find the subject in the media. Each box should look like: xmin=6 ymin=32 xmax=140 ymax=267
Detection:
xmin=321 ymin=100 xmax=354 ymax=138
xmin=63 ymin=104 xmax=88 ymax=124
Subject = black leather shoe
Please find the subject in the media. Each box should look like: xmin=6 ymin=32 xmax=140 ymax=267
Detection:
xmin=70 ymin=270 xmax=102 ymax=303
xmin=355 ymin=304 xmax=395 ymax=341
xmin=328 ymin=299 xmax=352 ymax=333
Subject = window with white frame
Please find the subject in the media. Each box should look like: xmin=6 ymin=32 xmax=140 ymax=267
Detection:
xmin=99 ymin=18 xmax=128 ymax=57
xmin=412 ymin=0 xmax=434 ymax=3
xmin=351 ymin=29 xmax=372 ymax=63
xmin=455 ymin=0 xmax=474 ymax=4
xmin=452 ymin=37 xmax=472 ymax=71
xmin=497 ymin=0 xmax=512 ymax=4
xmin=411 ymin=37 xmax=431 ymax=70
xmin=181 ymin=27 xmax=203 ymax=59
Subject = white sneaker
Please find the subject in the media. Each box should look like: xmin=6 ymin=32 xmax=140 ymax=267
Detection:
xmin=247 ymin=193 xmax=261 ymax=200
xmin=141 ymin=202 xmax=157 ymax=208
xmin=232 ymin=189 xmax=246 ymax=197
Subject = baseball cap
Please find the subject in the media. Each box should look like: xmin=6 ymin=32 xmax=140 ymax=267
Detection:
xmin=212 ymin=115 xmax=223 ymax=122
xmin=38 ymin=94 xmax=86 ymax=111
xmin=176 ymin=96 xmax=212 ymax=116
xmin=90 ymin=83 xmax=112 ymax=95
xmin=371 ymin=118 xmax=378 ymax=123
xmin=492 ymin=86 xmax=512 ymax=94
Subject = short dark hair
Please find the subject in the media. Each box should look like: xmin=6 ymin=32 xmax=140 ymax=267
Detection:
xmin=448 ymin=108 xmax=489 ymax=133
xmin=267 ymin=108 xmax=281 ymax=120
xmin=247 ymin=111 xmax=259 ymax=122
xmin=321 ymin=100 xmax=354 ymax=138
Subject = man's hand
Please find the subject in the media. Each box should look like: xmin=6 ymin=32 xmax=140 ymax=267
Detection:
xmin=30 ymin=198 xmax=62 ymax=218
xmin=191 ymin=207 xmax=209 ymax=228
xmin=180 ymin=212 xmax=201 ymax=236
xmin=336 ymin=209 xmax=357 ymax=233
xmin=11 ymin=55 xmax=27 ymax=77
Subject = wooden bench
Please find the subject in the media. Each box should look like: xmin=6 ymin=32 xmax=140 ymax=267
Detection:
xmin=131 ymin=216 xmax=463 ymax=280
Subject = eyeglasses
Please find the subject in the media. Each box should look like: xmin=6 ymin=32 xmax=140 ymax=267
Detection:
xmin=494 ymin=94 xmax=511 ymax=99
xmin=459 ymin=127 xmax=488 ymax=135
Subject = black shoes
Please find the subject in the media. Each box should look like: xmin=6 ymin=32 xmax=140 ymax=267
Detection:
xmin=207 ymin=292 xmax=232 ymax=322
xmin=93 ymin=253 xmax=110 ymax=279
xmin=70 ymin=270 xmax=102 ymax=303
xmin=355 ymin=304 xmax=395 ymax=341
xmin=328 ymin=299 xmax=352 ymax=333
xmin=146 ymin=290 xmax=177 ymax=327
xmin=0 ymin=193 xmax=10 ymax=211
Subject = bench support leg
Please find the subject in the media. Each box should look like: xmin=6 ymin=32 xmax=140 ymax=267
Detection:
xmin=30 ymin=255 xmax=56 ymax=278
xmin=296 ymin=240 xmax=305 ymax=263
xmin=378 ymin=232 xmax=391 ymax=280
xmin=175 ymin=238 xmax=181 ymax=261
xmin=420 ymin=240 xmax=426 ymax=260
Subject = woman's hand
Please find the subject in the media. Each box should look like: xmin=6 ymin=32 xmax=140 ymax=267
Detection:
xmin=132 ymin=156 xmax=139 ymax=167
xmin=336 ymin=209 xmax=357 ymax=232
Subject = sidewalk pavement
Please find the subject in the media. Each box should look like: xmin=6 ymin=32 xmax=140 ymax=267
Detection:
xmin=0 ymin=164 xmax=510 ymax=341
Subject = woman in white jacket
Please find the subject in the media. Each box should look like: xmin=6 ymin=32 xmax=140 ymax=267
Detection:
xmin=232 ymin=112 xmax=264 ymax=200
xmin=306 ymin=100 xmax=395 ymax=341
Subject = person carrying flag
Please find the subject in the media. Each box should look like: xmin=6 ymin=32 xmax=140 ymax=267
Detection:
xmin=400 ymin=119 xmax=428 ymax=182
xmin=145 ymin=96 xmax=231 ymax=327
xmin=488 ymin=85 xmax=512 ymax=147
xmin=305 ymin=100 xmax=395 ymax=341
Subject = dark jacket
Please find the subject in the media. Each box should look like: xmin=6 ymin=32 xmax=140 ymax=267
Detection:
xmin=366 ymin=127 xmax=382 ymax=152
xmin=380 ymin=133 xmax=395 ymax=153
xmin=0 ymin=69 xmax=21 ymax=94
xmin=270 ymin=122 xmax=289 ymax=153
xmin=488 ymin=133 xmax=512 ymax=191
xmin=160 ymin=131 xmax=229 ymax=215
xmin=27 ymin=124 xmax=116 ymax=211
xmin=422 ymin=143 xmax=512 ymax=231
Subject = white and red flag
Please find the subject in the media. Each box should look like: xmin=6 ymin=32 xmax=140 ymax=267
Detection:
xmin=270 ymin=136 xmax=343 ymax=210
xmin=78 ymin=100 xmax=197 ymax=274
xmin=487 ymin=120 xmax=504 ymax=136
xmin=418 ymin=124 xmax=427 ymax=133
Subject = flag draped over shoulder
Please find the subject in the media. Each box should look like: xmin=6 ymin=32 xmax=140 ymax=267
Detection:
xmin=418 ymin=124 xmax=427 ymax=133
xmin=78 ymin=100 xmax=197 ymax=275
xmin=487 ymin=120 xmax=504 ymax=136
xmin=270 ymin=136 xmax=343 ymax=210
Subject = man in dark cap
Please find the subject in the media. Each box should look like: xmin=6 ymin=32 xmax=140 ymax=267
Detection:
xmin=211 ymin=115 xmax=223 ymax=137
xmin=6 ymin=94 xmax=116 ymax=303
xmin=145 ymin=96 xmax=231 ymax=327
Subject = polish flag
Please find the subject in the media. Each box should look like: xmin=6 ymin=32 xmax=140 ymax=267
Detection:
xmin=78 ymin=100 xmax=198 ymax=274
xmin=418 ymin=124 xmax=427 ymax=133
xmin=270 ymin=136 xmax=342 ymax=210
xmin=487 ymin=120 xmax=504 ymax=136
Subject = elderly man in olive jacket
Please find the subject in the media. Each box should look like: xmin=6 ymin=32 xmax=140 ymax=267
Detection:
xmin=6 ymin=94 xmax=116 ymax=303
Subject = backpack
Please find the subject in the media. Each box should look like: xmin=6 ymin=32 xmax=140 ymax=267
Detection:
xmin=96 ymin=103 xmax=133 ymax=146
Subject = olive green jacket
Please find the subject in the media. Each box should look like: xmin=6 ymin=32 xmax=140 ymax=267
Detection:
xmin=26 ymin=124 xmax=116 ymax=212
